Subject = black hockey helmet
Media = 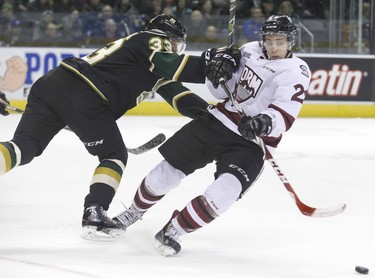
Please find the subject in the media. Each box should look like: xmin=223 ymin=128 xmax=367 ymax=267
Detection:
xmin=259 ymin=15 xmax=297 ymax=48
xmin=147 ymin=14 xmax=187 ymax=54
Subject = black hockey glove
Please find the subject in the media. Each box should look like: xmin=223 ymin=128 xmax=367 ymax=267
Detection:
xmin=201 ymin=48 xmax=217 ymax=65
xmin=204 ymin=47 xmax=241 ymax=88
xmin=0 ymin=91 xmax=10 ymax=116
xmin=238 ymin=114 xmax=272 ymax=140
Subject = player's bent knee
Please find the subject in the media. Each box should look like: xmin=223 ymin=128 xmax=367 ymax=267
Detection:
xmin=145 ymin=160 xmax=186 ymax=196
xmin=204 ymin=173 xmax=242 ymax=215
xmin=98 ymin=148 xmax=128 ymax=168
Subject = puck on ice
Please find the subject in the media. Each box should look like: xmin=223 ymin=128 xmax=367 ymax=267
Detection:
xmin=355 ymin=266 xmax=369 ymax=274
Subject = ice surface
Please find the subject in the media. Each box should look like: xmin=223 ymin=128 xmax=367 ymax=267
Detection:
xmin=1 ymin=115 xmax=374 ymax=278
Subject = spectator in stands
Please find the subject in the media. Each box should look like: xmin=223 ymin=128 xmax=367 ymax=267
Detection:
xmin=122 ymin=12 xmax=146 ymax=36
xmin=262 ymin=0 xmax=277 ymax=18
xmin=277 ymin=0 xmax=299 ymax=21
xmin=63 ymin=17 xmax=87 ymax=47
xmin=28 ymin=0 xmax=54 ymax=12
xmin=13 ymin=0 xmax=29 ymax=13
xmin=85 ymin=4 xmax=115 ymax=37
xmin=113 ymin=0 xmax=144 ymax=36
xmin=32 ymin=10 xmax=61 ymax=41
xmin=241 ymin=6 xmax=264 ymax=42
xmin=188 ymin=23 xmax=225 ymax=50
xmin=184 ymin=9 xmax=207 ymax=42
xmin=61 ymin=8 xmax=86 ymax=43
xmin=162 ymin=0 xmax=176 ymax=11
xmin=186 ymin=0 xmax=203 ymax=10
xmin=161 ymin=2 xmax=176 ymax=16
xmin=200 ymin=0 xmax=218 ymax=26
xmin=362 ymin=1 xmax=370 ymax=51
xmin=32 ymin=21 xmax=64 ymax=46
xmin=236 ymin=0 xmax=262 ymax=18
xmin=61 ymin=8 xmax=81 ymax=31
xmin=0 ymin=3 xmax=17 ymax=37
xmin=113 ymin=0 xmax=139 ymax=18
xmin=98 ymin=4 xmax=115 ymax=23
xmin=53 ymin=0 xmax=79 ymax=13
xmin=149 ymin=0 xmax=163 ymax=18
xmin=129 ymin=0 xmax=154 ymax=16
xmin=3 ymin=18 xmax=30 ymax=46
xmin=211 ymin=0 xmax=227 ymax=15
xmin=301 ymin=0 xmax=329 ymax=19
xmin=87 ymin=17 xmax=121 ymax=46
xmin=83 ymin=0 xmax=104 ymax=13
xmin=175 ymin=0 xmax=192 ymax=22
xmin=204 ymin=24 xmax=218 ymax=41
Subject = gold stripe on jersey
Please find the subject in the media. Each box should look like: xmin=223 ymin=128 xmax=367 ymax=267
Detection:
xmin=153 ymin=79 xmax=174 ymax=91
xmin=0 ymin=142 xmax=20 ymax=174
xmin=0 ymin=143 xmax=13 ymax=174
xmin=172 ymin=91 xmax=192 ymax=112
xmin=172 ymin=54 xmax=190 ymax=81
xmin=148 ymin=49 xmax=158 ymax=72
xmin=60 ymin=62 xmax=109 ymax=103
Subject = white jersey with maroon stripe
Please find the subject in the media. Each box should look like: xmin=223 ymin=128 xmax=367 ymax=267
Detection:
xmin=206 ymin=41 xmax=311 ymax=153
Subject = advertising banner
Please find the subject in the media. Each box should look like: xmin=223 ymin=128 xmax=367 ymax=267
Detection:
xmin=300 ymin=54 xmax=375 ymax=102
xmin=1 ymin=48 xmax=375 ymax=117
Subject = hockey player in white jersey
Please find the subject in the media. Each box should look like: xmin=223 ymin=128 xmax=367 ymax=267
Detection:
xmin=113 ymin=15 xmax=311 ymax=256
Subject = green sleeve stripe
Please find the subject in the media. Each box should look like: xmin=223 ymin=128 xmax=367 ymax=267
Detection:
xmin=172 ymin=54 xmax=190 ymax=81
xmin=150 ymin=52 xmax=186 ymax=80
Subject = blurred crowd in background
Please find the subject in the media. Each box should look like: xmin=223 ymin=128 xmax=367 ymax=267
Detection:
xmin=0 ymin=0 xmax=371 ymax=52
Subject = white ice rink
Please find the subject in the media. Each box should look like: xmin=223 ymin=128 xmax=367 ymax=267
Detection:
xmin=0 ymin=114 xmax=374 ymax=278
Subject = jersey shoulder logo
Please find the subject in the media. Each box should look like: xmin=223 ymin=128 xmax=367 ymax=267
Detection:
xmin=300 ymin=64 xmax=309 ymax=78
xmin=237 ymin=65 xmax=264 ymax=100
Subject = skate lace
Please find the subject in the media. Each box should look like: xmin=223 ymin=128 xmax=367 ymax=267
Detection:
xmin=115 ymin=204 xmax=143 ymax=227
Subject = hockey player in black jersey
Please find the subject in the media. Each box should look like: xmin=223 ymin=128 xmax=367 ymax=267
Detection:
xmin=0 ymin=14 xmax=240 ymax=240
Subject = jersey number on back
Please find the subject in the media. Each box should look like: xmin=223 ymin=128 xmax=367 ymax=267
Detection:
xmin=82 ymin=38 xmax=126 ymax=65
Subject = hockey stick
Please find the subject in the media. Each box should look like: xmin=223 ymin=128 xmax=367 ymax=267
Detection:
xmin=219 ymin=79 xmax=346 ymax=217
xmin=218 ymin=1 xmax=345 ymax=217
xmin=127 ymin=133 xmax=166 ymax=155
xmin=227 ymin=0 xmax=236 ymax=48
xmin=1 ymin=100 xmax=166 ymax=155
xmin=0 ymin=97 xmax=25 ymax=113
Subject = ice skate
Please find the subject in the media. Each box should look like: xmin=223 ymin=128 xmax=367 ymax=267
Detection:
xmin=112 ymin=204 xmax=144 ymax=230
xmin=154 ymin=210 xmax=181 ymax=256
xmin=81 ymin=204 xmax=124 ymax=240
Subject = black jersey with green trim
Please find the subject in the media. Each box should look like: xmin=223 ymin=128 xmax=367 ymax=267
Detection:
xmin=60 ymin=30 xmax=206 ymax=119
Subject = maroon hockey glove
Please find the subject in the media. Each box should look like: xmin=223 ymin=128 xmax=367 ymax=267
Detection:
xmin=238 ymin=114 xmax=272 ymax=140
xmin=0 ymin=91 xmax=9 ymax=116
xmin=204 ymin=47 xmax=241 ymax=88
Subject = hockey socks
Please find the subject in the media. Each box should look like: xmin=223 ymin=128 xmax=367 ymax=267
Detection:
xmin=0 ymin=142 xmax=21 ymax=175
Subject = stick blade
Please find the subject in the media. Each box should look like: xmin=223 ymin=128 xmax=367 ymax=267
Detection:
xmin=302 ymin=203 xmax=347 ymax=217
xmin=127 ymin=133 xmax=166 ymax=155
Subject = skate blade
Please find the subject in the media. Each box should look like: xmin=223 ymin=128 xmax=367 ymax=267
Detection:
xmin=154 ymin=239 xmax=177 ymax=257
xmin=81 ymin=226 xmax=126 ymax=241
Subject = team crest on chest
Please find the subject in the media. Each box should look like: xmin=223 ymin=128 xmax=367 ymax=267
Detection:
xmin=237 ymin=65 xmax=263 ymax=100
